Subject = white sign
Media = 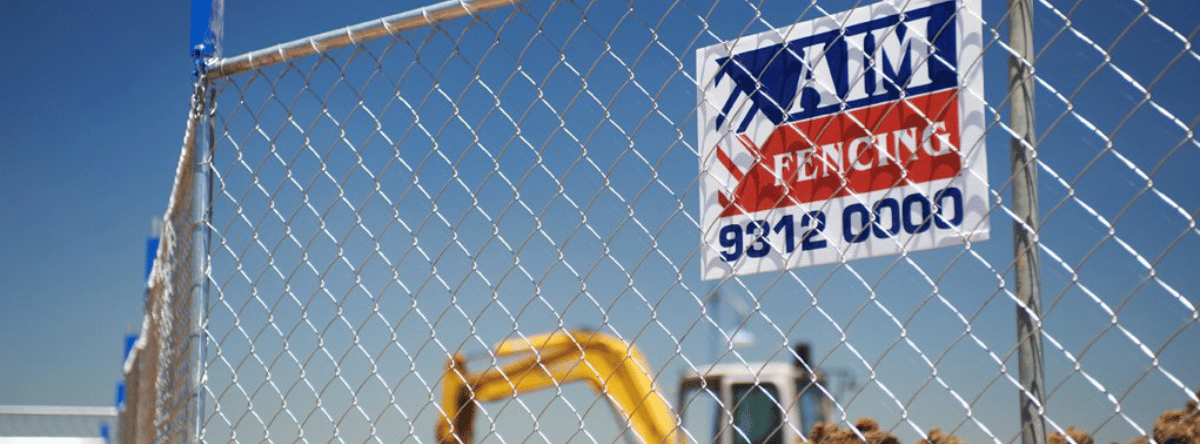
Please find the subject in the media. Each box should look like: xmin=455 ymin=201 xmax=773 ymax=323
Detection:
xmin=698 ymin=0 xmax=988 ymax=280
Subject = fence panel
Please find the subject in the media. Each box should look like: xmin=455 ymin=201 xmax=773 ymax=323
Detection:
xmin=146 ymin=0 xmax=1200 ymax=443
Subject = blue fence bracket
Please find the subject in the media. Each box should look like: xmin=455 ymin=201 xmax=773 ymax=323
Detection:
xmin=190 ymin=0 xmax=221 ymax=76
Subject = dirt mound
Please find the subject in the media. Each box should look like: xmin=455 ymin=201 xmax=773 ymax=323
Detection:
xmin=809 ymin=418 xmax=900 ymax=444
xmin=917 ymin=429 xmax=969 ymax=444
xmin=1050 ymin=427 xmax=1094 ymax=444
xmin=1146 ymin=390 xmax=1200 ymax=444
xmin=807 ymin=420 xmax=966 ymax=444
xmin=807 ymin=391 xmax=1198 ymax=444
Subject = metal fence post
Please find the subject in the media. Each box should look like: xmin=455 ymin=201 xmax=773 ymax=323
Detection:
xmin=1007 ymin=0 xmax=1047 ymax=443
xmin=190 ymin=2 xmax=220 ymax=442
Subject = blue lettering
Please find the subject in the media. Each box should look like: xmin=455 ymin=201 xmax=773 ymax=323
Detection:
xmin=711 ymin=1 xmax=958 ymax=132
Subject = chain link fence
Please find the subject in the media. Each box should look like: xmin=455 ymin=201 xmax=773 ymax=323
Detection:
xmin=131 ymin=0 xmax=1198 ymax=443
xmin=116 ymin=86 xmax=206 ymax=444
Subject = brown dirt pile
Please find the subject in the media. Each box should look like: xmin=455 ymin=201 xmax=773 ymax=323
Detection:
xmin=807 ymin=392 xmax=1198 ymax=444
xmin=1050 ymin=427 xmax=1094 ymax=444
xmin=917 ymin=428 xmax=969 ymax=444
xmin=1096 ymin=390 xmax=1200 ymax=444
xmin=809 ymin=418 xmax=900 ymax=444
xmin=806 ymin=420 xmax=960 ymax=444
xmin=1145 ymin=390 xmax=1200 ymax=444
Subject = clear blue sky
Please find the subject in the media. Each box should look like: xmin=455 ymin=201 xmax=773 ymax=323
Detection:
xmin=2 ymin=0 xmax=189 ymax=407
xmin=0 ymin=0 xmax=435 ymax=408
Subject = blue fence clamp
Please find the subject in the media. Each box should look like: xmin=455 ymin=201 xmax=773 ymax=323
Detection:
xmin=190 ymin=0 xmax=218 ymax=75
xmin=144 ymin=237 xmax=159 ymax=281
xmin=115 ymin=382 xmax=126 ymax=410
xmin=123 ymin=333 xmax=138 ymax=360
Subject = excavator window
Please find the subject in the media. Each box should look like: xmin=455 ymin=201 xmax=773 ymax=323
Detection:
xmin=731 ymin=383 xmax=783 ymax=444
xmin=679 ymin=380 xmax=721 ymax=444
xmin=795 ymin=377 xmax=823 ymax=434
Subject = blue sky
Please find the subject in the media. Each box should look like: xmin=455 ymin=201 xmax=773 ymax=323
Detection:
xmin=2 ymin=0 xmax=189 ymax=407
xmin=0 ymin=0 xmax=436 ymax=408
xmin=2 ymin=1 xmax=1197 ymax=444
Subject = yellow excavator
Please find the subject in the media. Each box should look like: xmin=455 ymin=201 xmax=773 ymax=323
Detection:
xmin=436 ymin=330 xmax=833 ymax=444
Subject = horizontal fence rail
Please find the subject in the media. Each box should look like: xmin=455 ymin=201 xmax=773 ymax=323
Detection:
xmin=0 ymin=405 xmax=117 ymax=439
xmin=206 ymin=0 xmax=527 ymax=78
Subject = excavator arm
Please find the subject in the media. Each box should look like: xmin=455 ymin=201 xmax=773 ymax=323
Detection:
xmin=436 ymin=331 xmax=684 ymax=444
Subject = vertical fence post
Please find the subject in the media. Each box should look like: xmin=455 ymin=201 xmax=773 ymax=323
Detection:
xmin=191 ymin=83 xmax=216 ymax=444
xmin=191 ymin=47 xmax=211 ymax=444
xmin=189 ymin=1 xmax=221 ymax=442
xmin=1007 ymin=0 xmax=1047 ymax=444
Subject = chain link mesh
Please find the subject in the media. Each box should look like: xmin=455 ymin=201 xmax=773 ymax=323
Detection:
xmin=138 ymin=0 xmax=1199 ymax=443
xmin=116 ymin=83 xmax=206 ymax=444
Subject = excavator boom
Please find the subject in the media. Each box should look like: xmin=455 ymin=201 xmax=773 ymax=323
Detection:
xmin=436 ymin=331 xmax=683 ymax=444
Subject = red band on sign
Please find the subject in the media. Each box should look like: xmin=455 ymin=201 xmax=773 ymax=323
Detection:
xmin=719 ymin=89 xmax=963 ymax=217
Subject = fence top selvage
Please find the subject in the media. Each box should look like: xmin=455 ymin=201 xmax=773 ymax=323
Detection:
xmin=203 ymin=0 xmax=527 ymax=79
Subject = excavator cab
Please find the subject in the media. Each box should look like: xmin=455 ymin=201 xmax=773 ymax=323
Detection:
xmin=678 ymin=347 xmax=831 ymax=444
xmin=435 ymin=331 xmax=831 ymax=444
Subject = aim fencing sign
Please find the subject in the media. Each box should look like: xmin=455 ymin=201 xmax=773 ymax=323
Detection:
xmin=698 ymin=0 xmax=988 ymax=280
